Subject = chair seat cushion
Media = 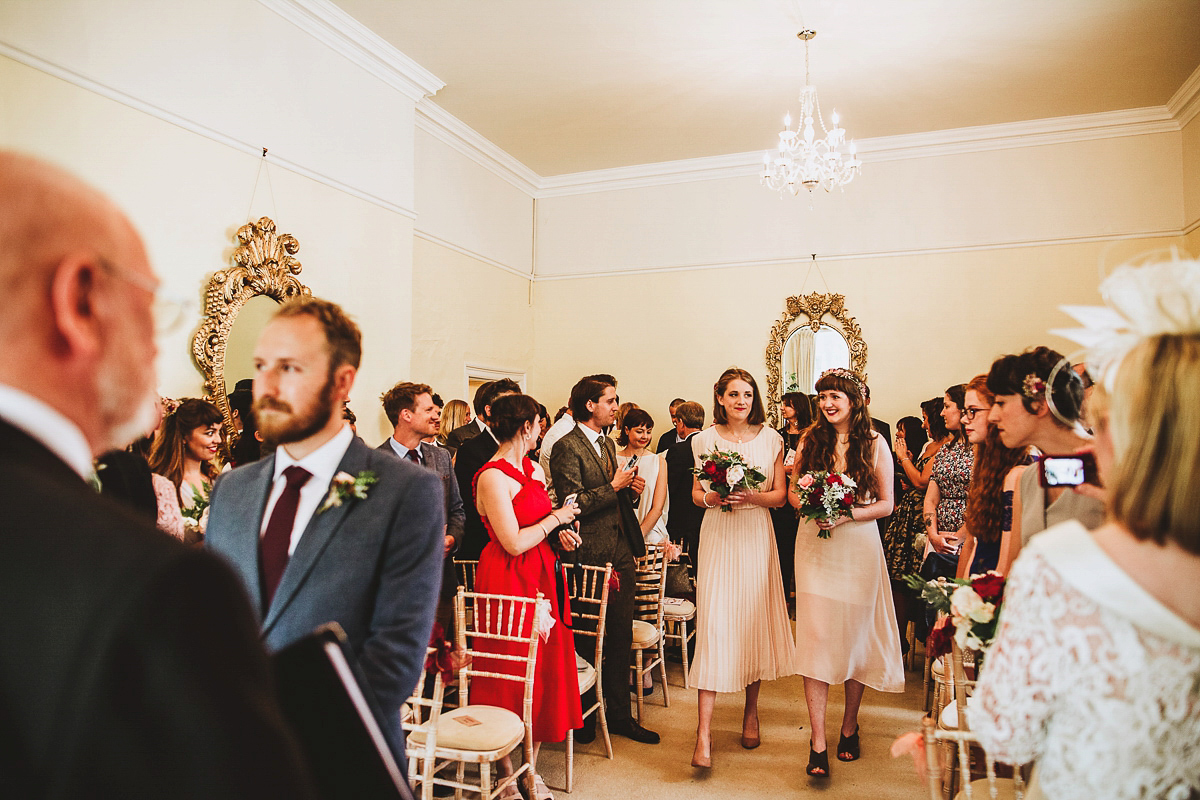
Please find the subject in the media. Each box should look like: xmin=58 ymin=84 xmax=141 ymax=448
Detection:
xmin=663 ymin=597 xmax=696 ymax=618
xmin=411 ymin=705 xmax=524 ymax=752
xmin=632 ymin=619 xmax=660 ymax=647
xmin=577 ymin=661 xmax=597 ymax=693
xmin=954 ymin=778 xmax=1018 ymax=800
xmin=938 ymin=703 xmax=967 ymax=731
xmin=931 ymin=657 xmax=945 ymax=678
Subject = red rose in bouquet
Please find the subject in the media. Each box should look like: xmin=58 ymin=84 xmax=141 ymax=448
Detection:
xmin=970 ymin=572 xmax=1005 ymax=603
xmin=926 ymin=617 xmax=953 ymax=660
xmin=702 ymin=461 xmax=718 ymax=477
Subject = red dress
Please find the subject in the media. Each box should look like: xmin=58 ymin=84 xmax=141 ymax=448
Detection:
xmin=472 ymin=458 xmax=583 ymax=743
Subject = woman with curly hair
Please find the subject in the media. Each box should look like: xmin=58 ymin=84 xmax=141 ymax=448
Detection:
xmin=147 ymin=398 xmax=223 ymax=541
xmin=788 ymin=368 xmax=903 ymax=778
xmin=957 ymin=375 xmax=1030 ymax=577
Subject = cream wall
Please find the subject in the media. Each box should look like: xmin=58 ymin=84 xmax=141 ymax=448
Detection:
xmin=530 ymin=235 xmax=1185 ymax=430
xmin=0 ymin=0 xmax=428 ymax=448
xmin=1184 ymin=112 xmax=1200 ymax=235
xmin=535 ymin=133 xmax=1183 ymax=278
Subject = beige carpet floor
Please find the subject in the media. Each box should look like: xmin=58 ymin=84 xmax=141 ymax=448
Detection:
xmin=534 ymin=658 xmax=930 ymax=800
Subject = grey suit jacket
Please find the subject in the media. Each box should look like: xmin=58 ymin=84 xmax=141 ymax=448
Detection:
xmin=206 ymin=435 xmax=445 ymax=750
xmin=376 ymin=438 xmax=465 ymax=552
xmin=549 ymin=425 xmax=645 ymax=564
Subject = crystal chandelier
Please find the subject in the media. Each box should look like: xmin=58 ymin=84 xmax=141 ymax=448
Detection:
xmin=761 ymin=30 xmax=860 ymax=196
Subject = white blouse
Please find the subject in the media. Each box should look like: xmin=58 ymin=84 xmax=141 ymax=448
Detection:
xmin=969 ymin=522 xmax=1200 ymax=800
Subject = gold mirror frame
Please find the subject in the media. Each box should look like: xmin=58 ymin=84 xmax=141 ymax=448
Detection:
xmin=191 ymin=217 xmax=311 ymax=455
xmin=764 ymin=292 xmax=867 ymax=428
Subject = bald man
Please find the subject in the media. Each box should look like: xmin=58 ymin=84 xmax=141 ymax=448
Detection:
xmin=0 ymin=152 xmax=315 ymax=798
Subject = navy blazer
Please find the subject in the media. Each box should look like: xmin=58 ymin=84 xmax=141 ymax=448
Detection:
xmin=206 ymin=435 xmax=444 ymax=757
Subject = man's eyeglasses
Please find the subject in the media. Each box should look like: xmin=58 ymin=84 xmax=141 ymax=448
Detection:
xmin=97 ymin=257 xmax=190 ymax=334
xmin=961 ymin=406 xmax=990 ymax=422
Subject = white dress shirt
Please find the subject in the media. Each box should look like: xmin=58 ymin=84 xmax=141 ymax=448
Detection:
xmin=387 ymin=436 xmax=423 ymax=465
xmin=577 ymin=421 xmax=607 ymax=460
xmin=260 ymin=423 xmax=354 ymax=555
xmin=0 ymin=383 xmax=94 ymax=479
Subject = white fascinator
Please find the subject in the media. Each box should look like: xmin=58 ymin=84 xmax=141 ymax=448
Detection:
xmin=1051 ymin=256 xmax=1200 ymax=389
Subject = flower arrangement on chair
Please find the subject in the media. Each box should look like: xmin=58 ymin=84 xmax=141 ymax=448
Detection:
xmin=904 ymin=571 xmax=1006 ymax=661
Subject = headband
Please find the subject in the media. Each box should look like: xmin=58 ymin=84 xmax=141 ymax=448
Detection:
xmin=818 ymin=367 xmax=866 ymax=398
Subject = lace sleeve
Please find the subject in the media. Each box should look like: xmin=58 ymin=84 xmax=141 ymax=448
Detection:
xmin=152 ymin=473 xmax=186 ymax=540
xmin=968 ymin=551 xmax=1064 ymax=763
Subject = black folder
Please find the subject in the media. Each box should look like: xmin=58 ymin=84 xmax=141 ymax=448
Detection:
xmin=272 ymin=623 xmax=415 ymax=800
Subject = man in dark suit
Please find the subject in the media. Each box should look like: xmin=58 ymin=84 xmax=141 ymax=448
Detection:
xmin=379 ymin=380 xmax=465 ymax=628
xmin=551 ymin=375 xmax=659 ymax=744
xmin=206 ymin=298 xmax=445 ymax=763
xmin=665 ymin=401 xmax=706 ymax=560
xmin=0 ymin=151 xmax=314 ymax=798
xmin=654 ymin=397 xmax=686 ymax=453
xmin=452 ymin=378 xmax=521 ymax=559
xmin=441 ymin=380 xmax=492 ymax=453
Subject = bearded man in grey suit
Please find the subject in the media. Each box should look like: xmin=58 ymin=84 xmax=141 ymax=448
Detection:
xmin=551 ymin=374 xmax=659 ymax=744
xmin=207 ymin=298 xmax=444 ymax=762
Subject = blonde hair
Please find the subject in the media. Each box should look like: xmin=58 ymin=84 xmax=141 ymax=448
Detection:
xmin=1104 ymin=333 xmax=1200 ymax=553
xmin=440 ymin=398 xmax=470 ymax=435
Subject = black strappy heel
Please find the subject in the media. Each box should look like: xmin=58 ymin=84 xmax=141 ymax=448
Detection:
xmin=837 ymin=726 xmax=860 ymax=762
xmin=806 ymin=744 xmax=830 ymax=777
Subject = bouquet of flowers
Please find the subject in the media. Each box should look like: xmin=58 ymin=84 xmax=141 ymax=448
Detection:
xmin=903 ymin=570 xmax=1006 ymax=660
xmin=793 ymin=471 xmax=857 ymax=537
xmin=691 ymin=448 xmax=766 ymax=512
xmin=181 ymin=482 xmax=211 ymax=538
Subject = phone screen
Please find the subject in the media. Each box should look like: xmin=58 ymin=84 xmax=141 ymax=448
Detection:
xmin=627 ymin=455 xmax=639 ymax=470
xmin=1042 ymin=457 xmax=1087 ymax=487
xmin=562 ymin=493 xmax=578 ymax=508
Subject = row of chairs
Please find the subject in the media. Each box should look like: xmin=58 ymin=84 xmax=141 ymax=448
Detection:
xmin=409 ymin=545 xmax=693 ymax=798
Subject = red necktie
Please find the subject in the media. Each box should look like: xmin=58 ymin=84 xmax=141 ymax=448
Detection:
xmin=260 ymin=465 xmax=311 ymax=608
xmin=406 ymin=448 xmax=421 ymax=466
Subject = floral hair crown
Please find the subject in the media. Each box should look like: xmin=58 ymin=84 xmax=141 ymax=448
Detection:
xmin=1021 ymin=373 xmax=1046 ymax=399
xmin=818 ymin=367 xmax=866 ymax=398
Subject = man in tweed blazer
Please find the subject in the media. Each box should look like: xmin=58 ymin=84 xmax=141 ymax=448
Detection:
xmin=551 ymin=374 xmax=659 ymax=744
xmin=207 ymin=299 xmax=444 ymax=763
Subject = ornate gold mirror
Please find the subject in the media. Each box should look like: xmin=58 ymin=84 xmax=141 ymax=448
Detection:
xmin=764 ymin=292 xmax=867 ymax=427
xmin=192 ymin=217 xmax=311 ymax=456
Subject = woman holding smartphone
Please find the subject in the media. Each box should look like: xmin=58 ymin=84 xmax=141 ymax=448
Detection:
xmin=985 ymin=346 xmax=1102 ymax=573
xmin=920 ymin=385 xmax=973 ymax=576
xmin=472 ymin=394 xmax=583 ymax=800
xmin=615 ymin=408 xmax=669 ymax=546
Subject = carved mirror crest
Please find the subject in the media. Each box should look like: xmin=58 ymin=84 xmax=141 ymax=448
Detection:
xmin=192 ymin=217 xmax=310 ymax=456
xmin=764 ymin=292 xmax=867 ymax=428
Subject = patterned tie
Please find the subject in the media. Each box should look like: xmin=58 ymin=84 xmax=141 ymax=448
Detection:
xmin=260 ymin=465 xmax=311 ymax=609
xmin=598 ymin=438 xmax=612 ymax=478
xmin=406 ymin=448 xmax=421 ymax=466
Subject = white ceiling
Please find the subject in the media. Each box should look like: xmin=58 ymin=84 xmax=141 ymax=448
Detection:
xmin=333 ymin=0 xmax=1200 ymax=176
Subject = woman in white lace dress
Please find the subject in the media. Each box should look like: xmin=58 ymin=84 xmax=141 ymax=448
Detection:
xmin=970 ymin=261 xmax=1200 ymax=800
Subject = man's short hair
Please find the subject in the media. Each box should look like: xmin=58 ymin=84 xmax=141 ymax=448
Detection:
xmin=569 ymin=375 xmax=617 ymax=421
xmin=471 ymin=381 xmax=494 ymax=416
xmin=479 ymin=379 xmax=522 ymax=418
xmin=274 ymin=297 xmax=362 ymax=371
xmin=381 ymin=381 xmax=433 ymax=426
xmin=675 ymin=401 xmax=704 ymax=430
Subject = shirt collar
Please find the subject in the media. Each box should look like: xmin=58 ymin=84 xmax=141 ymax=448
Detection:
xmin=273 ymin=423 xmax=354 ymax=487
xmin=477 ymin=417 xmax=487 ymax=432
xmin=0 ymin=383 xmax=95 ymax=479
xmin=388 ymin=436 xmax=421 ymax=462
xmin=576 ymin=421 xmax=605 ymax=447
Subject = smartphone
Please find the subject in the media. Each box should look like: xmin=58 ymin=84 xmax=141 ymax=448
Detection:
xmin=1038 ymin=452 xmax=1099 ymax=488
xmin=626 ymin=454 xmax=639 ymax=471
xmin=561 ymin=493 xmax=578 ymax=508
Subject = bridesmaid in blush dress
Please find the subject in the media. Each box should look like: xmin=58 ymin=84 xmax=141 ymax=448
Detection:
xmin=689 ymin=368 xmax=797 ymax=769
xmin=473 ymin=394 xmax=583 ymax=800
xmin=789 ymin=368 xmax=903 ymax=780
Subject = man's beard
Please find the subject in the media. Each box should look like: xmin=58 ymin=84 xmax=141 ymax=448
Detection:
xmin=96 ymin=341 xmax=159 ymax=453
xmin=254 ymin=372 xmax=340 ymax=449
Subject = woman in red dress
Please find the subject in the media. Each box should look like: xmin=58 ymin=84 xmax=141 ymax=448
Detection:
xmin=473 ymin=393 xmax=583 ymax=800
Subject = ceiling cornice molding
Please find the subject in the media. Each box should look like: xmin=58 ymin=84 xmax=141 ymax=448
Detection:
xmin=257 ymin=0 xmax=444 ymax=102
xmin=533 ymin=106 xmax=1181 ymax=197
xmin=0 ymin=39 xmax=418 ymax=220
xmin=533 ymin=227 xmax=1188 ymax=282
xmin=415 ymin=100 xmax=542 ymax=195
xmin=1167 ymin=62 xmax=1200 ymax=127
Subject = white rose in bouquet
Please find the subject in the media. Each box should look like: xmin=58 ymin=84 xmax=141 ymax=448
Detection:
xmin=725 ymin=464 xmax=745 ymax=487
xmin=949 ymin=585 xmax=993 ymax=623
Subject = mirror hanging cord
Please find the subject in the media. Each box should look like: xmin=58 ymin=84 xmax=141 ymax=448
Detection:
xmin=246 ymin=147 xmax=279 ymax=223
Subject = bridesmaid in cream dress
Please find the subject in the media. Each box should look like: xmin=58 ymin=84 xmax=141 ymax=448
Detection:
xmin=690 ymin=368 xmax=797 ymax=769
xmin=789 ymin=368 xmax=903 ymax=780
